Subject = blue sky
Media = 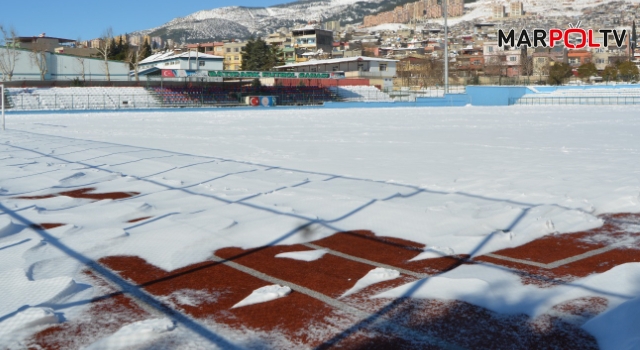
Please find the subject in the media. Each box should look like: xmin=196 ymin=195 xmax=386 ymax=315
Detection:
xmin=2 ymin=0 xmax=293 ymax=40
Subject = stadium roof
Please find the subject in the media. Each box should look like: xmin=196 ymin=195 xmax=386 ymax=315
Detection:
xmin=12 ymin=36 xmax=75 ymax=43
xmin=140 ymin=51 xmax=223 ymax=64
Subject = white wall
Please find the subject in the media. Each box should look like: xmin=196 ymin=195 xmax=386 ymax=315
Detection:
xmin=0 ymin=47 xmax=130 ymax=81
xmin=180 ymin=59 xmax=223 ymax=71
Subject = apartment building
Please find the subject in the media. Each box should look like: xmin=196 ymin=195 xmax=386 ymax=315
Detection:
xmin=292 ymin=27 xmax=333 ymax=58
xmin=187 ymin=42 xmax=225 ymax=57
xmin=223 ymin=41 xmax=246 ymax=71
xmin=510 ymin=2 xmax=524 ymax=17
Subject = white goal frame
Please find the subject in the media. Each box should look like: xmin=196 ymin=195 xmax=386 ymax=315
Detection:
xmin=1 ymin=84 xmax=4 ymax=131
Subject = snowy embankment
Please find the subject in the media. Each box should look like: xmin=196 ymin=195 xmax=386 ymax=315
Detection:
xmin=1 ymin=106 xmax=640 ymax=348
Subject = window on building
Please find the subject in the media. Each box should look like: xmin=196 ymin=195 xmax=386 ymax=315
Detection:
xmin=234 ymin=48 xmax=239 ymax=52
xmin=509 ymin=56 xmax=517 ymax=62
xmin=488 ymin=46 xmax=494 ymax=53
xmin=199 ymin=61 xmax=205 ymax=67
xmin=226 ymin=48 xmax=231 ymax=53
xmin=380 ymin=64 xmax=387 ymax=71
xmin=234 ymin=56 xmax=239 ymax=61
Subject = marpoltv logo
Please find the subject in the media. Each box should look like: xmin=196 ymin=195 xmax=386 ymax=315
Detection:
xmin=498 ymin=22 xmax=627 ymax=49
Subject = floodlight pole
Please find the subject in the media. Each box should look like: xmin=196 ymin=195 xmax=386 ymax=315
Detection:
xmin=443 ymin=0 xmax=449 ymax=94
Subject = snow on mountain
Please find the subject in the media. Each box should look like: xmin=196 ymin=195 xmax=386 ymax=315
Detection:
xmin=134 ymin=0 xmax=640 ymax=42
xmin=135 ymin=0 xmax=367 ymax=41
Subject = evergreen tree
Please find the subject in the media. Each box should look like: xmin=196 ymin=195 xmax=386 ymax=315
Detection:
xmin=548 ymin=62 xmax=573 ymax=85
xmin=241 ymin=37 xmax=284 ymax=71
xmin=108 ymin=37 xmax=118 ymax=60
xmin=577 ymin=62 xmax=597 ymax=81
xmin=602 ymin=65 xmax=618 ymax=82
xmin=617 ymin=61 xmax=639 ymax=82
xmin=139 ymin=37 xmax=152 ymax=60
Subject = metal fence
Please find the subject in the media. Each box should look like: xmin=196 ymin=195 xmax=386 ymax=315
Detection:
xmin=6 ymin=92 xmax=336 ymax=111
xmin=511 ymin=96 xmax=640 ymax=106
xmin=386 ymin=86 xmax=467 ymax=102
xmin=7 ymin=94 xmax=164 ymax=111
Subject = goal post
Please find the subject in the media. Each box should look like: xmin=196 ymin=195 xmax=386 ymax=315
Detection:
xmin=1 ymin=84 xmax=4 ymax=131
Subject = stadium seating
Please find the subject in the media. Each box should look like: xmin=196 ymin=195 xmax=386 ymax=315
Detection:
xmin=6 ymin=85 xmax=338 ymax=110
xmin=6 ymin=87 xmax=162 ymax=110
xmin=329 ymin=85 xmax=394 ymax=102
xmin=150 ymin=86 xmax=336 ymax=106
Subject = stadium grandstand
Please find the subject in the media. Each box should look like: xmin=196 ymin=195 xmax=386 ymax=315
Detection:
xmin=150 ymin=85 xmax=336 ymax=106
xmin=3 ymin=84 xmax=340 ymax=110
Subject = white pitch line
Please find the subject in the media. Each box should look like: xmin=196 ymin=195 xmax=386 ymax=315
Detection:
xmin=210 ymin=254 xmax=466 ymax=350
xmin=485 ymin=244 xmax=622 ymax=270
xmin=303 ymin=242 xmax=430 ymax=279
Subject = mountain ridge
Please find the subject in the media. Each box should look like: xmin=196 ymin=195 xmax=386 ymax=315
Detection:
xmin=132 ymin=0 xmax=640 ymax=43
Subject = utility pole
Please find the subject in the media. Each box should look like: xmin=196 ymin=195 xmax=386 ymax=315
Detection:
xmin=443 ymin=0 xmax=449 ymax=94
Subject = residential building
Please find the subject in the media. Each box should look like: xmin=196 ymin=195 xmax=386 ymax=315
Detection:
xmin=510 ymin=2 xmax=524 ymax=17
xmin=532 ymin=46 xmax=567 ymax=77
xmin=567 ymin=50 xmax=592 ymax=67
xmin=90 ymin=38 xmax=104 ymax=49
xmin=283 ymin=47 xmax=297 ymax=65
xmin=323 ymin=21 xmax=341 ymax=32
xmin=265 ymin=32 xmax=290 ymax=48
xmin=363 ymin=0 xmax=464 ymax=27
xmin=187 ymin=42 xmax=225 ymax=57
xmin=493 ymin=5 xmax=506 ymax=19
xmin=292 ymin=27 xmax=333 ymax=58
xmin=223 ymin=41 xmax=246 ymax=70
xmin=454 ymin=46 xmax=484 ymax=76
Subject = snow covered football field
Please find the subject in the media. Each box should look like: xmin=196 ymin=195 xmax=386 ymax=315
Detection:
xmin=1 ymin=105 xmax=640 ymax=349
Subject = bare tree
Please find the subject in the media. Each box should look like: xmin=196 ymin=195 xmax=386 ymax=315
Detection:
xmin=30 ymin=41 xmax=48 ymax=81
xmin=126 ymin=46 xmax=140 ymax=82
xmin=95 ymin=27 xmax=113 ymax=81
xmin=396 ymin=56 xmax=444 ymax=88
xmin=483 ymin=51 xmax=507 ymax=85
xmin=0 ymin=25 xmax=19 ymax=81
xmin=75 ymin=56 xmax=86 ymax=82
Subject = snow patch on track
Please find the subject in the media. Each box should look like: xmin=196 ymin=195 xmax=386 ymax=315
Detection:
xmin=232 ymin=285 xmax=292 ymax=309
xmin=275 ymin=249 xmax=327 ymax=262
xmin=340 ymin=267 xmax=400 ymax=298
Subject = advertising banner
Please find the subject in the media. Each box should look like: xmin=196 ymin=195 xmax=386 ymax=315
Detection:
xmin=246 ymin=96 xmax=276 ymax=107
xmin=208 ymin=71 xmax=332 ymax=79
